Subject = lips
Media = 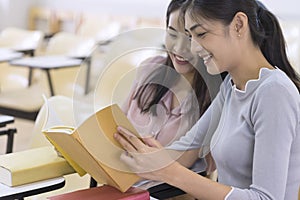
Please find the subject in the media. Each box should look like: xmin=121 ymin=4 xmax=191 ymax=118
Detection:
xmin=173 ymin=54 xmax=189 ymax=65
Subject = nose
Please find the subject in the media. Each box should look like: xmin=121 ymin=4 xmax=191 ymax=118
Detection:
xmin=173 ymin=34 xmax=190 ymax=56
xmin=190 ymin=39 xmax=203 ymax=55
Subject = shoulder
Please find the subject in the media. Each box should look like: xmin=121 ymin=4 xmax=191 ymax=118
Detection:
xmin=137 ymin=55 xmax=167 ymax=73
xmin=256 ymin=69 xmax=299 ymax=100
xmin=135 ymin=55 xmax=168 ymax=82
xmin=252 ymin=69 xmax=300 ymax=120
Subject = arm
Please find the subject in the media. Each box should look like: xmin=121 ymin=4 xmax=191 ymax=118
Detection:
xmin=167 ymin=149 xmax=199 ymax=168
xmin=114 ymin=76 xmax=299 ymax=199
xmin=114 ymin=126 xmax=231 ymax=200
xmin=163 ymin=162 xmax=230 ymax=199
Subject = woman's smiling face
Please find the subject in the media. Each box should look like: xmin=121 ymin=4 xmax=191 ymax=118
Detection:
xmin=165 ymin=9 xmax=195 ymax=76
xmin=184 ymin=12 xmax=239 ymax=75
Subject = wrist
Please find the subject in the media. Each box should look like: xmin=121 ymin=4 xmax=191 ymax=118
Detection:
xmin=160 ymin=161 xmax=182 ymax=184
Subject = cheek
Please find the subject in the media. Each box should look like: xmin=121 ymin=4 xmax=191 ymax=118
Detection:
xmin=165 ymin=36 xmax=175 ymax=51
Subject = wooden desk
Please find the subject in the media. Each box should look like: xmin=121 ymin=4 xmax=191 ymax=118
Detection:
xmin=0 ymin=177 xmax=65 ymax=200
xmin=0 ymin=49 xmax=23 ymax=63
xmin=0 ymin=115 xmax=14 ymax=128
xmin=0 ymin=115 xmax=16 ymax=154
xmin=10 ymin=56 xmax=83 ymax=96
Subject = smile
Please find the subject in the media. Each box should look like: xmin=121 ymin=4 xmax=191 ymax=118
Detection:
xmin=173 ymin=54 xmax=190 ymax=64
xmin=201 ymin=54 xmax=213 ymax=64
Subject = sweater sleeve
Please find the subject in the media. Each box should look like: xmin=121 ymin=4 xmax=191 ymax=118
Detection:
xmin=226 ymin=82 xmax=299 ymax=200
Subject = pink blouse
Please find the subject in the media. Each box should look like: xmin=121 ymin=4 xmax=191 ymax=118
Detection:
xmin=122 ymin=56 xmax=200 ymax=146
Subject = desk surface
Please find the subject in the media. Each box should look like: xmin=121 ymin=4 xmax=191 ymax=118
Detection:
xmin=10 ymin=55 xmax=83 ymax=69
xmin=0 ymin=115 xmax=14 ymax=128
xmin=0 ymin=48 xmax=23 ymax=63
xmin=0 ymin=177 xmax=65 ymax=198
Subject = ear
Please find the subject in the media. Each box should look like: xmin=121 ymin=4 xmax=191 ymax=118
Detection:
xmin=231 ymin=12 xmax=248 ymax=38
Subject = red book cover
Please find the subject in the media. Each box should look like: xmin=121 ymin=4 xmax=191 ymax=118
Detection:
xmin=48 ymin=185 xmax=150 ymax=200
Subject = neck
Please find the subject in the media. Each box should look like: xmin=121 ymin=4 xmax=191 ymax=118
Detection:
xmin=171 ymin=71 xmax=195 ymax=109
xmin=230 ymin=48 xmax=273 ymax=90
xmin=182 ymin=71 xmax=195 ymax=86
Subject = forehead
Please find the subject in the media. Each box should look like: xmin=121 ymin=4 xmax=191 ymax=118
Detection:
xmin=168 ymin=10 xmax=184 ymax=30
xmin=185 ymin=12 xmax=205 ymax=30
xmin=184 ymin=12 xmax=223 ymax=32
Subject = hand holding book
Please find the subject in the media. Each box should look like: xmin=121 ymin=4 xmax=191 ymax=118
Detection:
xmin=115 ymin=126 xmax=176 ymax=179
xmin=43 ymin=104 xmax=142 ymax=192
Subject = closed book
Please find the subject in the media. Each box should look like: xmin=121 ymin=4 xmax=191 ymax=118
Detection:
xmin=43 ymin=104 xmax=141 ymax=192
xmin=48 ymin=185 xmax=149 ymax=200
xmin=0 ymin=146 xmax=75 ymax=186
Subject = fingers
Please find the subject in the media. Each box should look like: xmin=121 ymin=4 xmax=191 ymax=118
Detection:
xmin=120 ymin=151 xmax=134 ymax=163
xmin=116 ymin=126 xmax=146 ymax=151
xmin=114 ymin=131 xmax=137 ymax=152
xmin=143 ymin=137 xmax=163 ymax=148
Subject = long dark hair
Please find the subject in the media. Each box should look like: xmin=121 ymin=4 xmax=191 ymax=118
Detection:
xmin=183 ymin=0 xmax=300 ymax=92
xmin=134 ymin=0 xmax=211 ymax=116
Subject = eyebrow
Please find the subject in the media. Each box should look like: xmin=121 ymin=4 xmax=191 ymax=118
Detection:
xmin=167 ymin=26 xmax=177 ymax=32
xmin=189 ymin=24 xmax=203 ymax=32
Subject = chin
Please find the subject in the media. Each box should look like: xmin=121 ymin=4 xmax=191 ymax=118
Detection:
xmin=207 ymin=67 xmax=221 ymax=75
xmin=174 ymin=64 xmax=194 ymax=74
xmin=205 ymin=61 xmax=222 ymax=75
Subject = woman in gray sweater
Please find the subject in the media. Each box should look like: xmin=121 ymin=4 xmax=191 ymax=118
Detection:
xmin=114 ymin=0 xmax=300 ymax=199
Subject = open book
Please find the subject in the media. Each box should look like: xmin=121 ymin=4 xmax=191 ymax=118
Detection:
xmin=43 ymin=104 xmax=141 ymax=192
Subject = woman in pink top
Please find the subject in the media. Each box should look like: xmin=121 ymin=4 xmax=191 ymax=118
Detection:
xmin=122 ymin=0 xmax=222 ymax=147
xmin=122 ymin=4 xmax=225 ymax=199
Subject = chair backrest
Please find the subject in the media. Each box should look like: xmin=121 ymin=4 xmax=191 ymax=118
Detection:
xmin=93 ymin=49 xmax=163 ymax=111
xmin=76 ymin=14 xmax=121 ymax=43
xmin=28 ymin=6 xmax=60 ymax=35
xmin=45 ymin=32 xmax=96 ymax=57
xmin=30 ymin=94 xmax=96 ymax=148
xmin=0 ymin=27 xmax=44 ymax=50
xmin=29 ymin=95 xmax=75 ymax=148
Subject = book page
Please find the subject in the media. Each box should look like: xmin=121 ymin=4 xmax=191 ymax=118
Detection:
xmin=77 ymin=104 xmax=140 ymax=172
xmin=42 ymin=95 xmax=74 ymax=130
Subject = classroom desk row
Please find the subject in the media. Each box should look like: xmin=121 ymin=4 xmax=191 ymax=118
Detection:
xmin=0 ymin=48 xmax=90 ymax=96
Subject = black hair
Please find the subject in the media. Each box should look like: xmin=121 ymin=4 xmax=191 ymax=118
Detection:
xmin=183 ymin=0 xmax=300 ymax=92
xmin=134 ymin=0 xmax=211 ymax=116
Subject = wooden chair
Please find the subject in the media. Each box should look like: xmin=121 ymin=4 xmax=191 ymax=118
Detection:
xmin=28 ymin=7 xmax=60 ymax=38
xmin=76 ymin=14 xmax=121 ymax=44
xmin=0 ymin=32 xmax=95 ymax=120
xmin=0 ymin=27 xmax=44 ymax=93
xmin=0 ymin=27 xmax=44 ymax=53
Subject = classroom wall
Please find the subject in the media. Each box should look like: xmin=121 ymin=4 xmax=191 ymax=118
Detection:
xmin=260 ymin=0 xmax=299 ymax=20
xmin=0 ymin=0 xmax=298 ymax=31
xmin=0 ymin=0 xmax=38 ymax=30
xmin=34 ymin=0 xmax=170 ymax=19
xmin=0 ymin=0 xmax=170 ymax=31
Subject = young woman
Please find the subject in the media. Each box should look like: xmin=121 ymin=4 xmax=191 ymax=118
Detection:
xmin=123 ymin=0 xmax=224 ymax=176
xmin=115 ymin=0 xmax=300 ymax=199
xmin=123 ymin=0 xmax=220 ymax=147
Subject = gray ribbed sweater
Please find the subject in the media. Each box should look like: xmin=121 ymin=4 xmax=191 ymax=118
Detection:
xmin=168 ymin=68 xmax=300 ymax=200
